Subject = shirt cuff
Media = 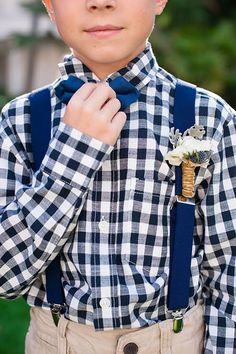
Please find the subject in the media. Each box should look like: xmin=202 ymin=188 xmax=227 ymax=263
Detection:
xmin=40 ymin=122 xmax=114 ymax=189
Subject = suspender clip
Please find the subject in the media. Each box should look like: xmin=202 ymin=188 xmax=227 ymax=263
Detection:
xmin=171 ymin=309 xmax=184 ymax=333
xmin=50 ymin=303 xmax=66 ymax=327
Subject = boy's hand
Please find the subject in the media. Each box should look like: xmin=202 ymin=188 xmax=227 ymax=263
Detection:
xmin=63 ymin=82 xmax=127 ymax=145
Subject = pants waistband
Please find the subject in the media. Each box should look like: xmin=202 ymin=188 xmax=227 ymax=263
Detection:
xmin=26 ymin=300 xmax=204 ymax=354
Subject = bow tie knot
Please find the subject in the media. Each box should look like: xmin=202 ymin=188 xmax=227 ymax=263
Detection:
xmin=55 ymin=75 xmax=139 ymax=111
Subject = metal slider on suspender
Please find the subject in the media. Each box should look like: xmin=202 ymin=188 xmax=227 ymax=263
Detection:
xmin=170 ymin=194 xmax=195 ymax=209
xmin=176 ymin=195 xmax=195 ymax=206
xmin=50 ymin=303 xmax=66 ymax=327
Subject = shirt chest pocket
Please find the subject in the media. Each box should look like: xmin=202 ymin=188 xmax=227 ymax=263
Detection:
xmin=121 ymin=177 xmax=174 ymax=276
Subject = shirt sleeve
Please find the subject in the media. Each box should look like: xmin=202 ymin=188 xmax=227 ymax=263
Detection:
xmin=199 ymin=111 xmax=236 ymax=353
xmin=0 ymin=102 xmax=114 ymax=299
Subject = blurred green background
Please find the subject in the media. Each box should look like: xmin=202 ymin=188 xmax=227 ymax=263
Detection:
xmin=151 ymin=0 xmax=236 ymax=108
xmin=0 ymin=298 xmax=29 ymax=354
xmin=0 ymin=0 xmax=236 ymax=353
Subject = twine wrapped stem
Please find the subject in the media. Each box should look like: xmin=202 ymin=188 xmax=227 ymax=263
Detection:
xmin=181 ymin=160 xmax=198 ymax=199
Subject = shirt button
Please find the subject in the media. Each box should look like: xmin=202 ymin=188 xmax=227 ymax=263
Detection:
xmin=98 ymin=216 xmax=109 ymax=233
xmin=99 ymin=298 xmax=111 ymax=309
xmin=123 ymin=343 xmax=139 ymax=354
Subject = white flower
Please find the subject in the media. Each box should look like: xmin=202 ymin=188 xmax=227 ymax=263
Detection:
xmin=180 ymin=136 xmax=211 ymax=153
xmin=165 ymin=145 xmax=185 ymax=166
xmin=165 ymin=136 xmax=212 ymax=166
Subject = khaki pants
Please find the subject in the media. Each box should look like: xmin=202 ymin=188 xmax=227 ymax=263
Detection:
xmin=25 ymin=301 xmax=204 ymax=354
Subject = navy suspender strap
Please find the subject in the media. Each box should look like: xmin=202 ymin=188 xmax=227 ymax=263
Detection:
xmin=29 ymin=88 xmax=52 ymax=172
xmin=29 ymin=87 xmax=65 ymax=325
xmin=173 ymin=79 xmax=197 ymax=196
xmin=167 ymin=79 xmax=197 ymax=332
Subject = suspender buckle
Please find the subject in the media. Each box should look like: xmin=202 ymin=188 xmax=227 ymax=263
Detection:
xmin=176 ymin=195 xmax=195 ymax=205
xmin=170 ymin=195 xmax=195 ymax=211
xmin=50 ymin=303 xmax=66 ymax=327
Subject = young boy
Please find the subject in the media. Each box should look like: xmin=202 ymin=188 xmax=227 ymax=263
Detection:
xmin=0 ymin=0 xmax=235 ymax=353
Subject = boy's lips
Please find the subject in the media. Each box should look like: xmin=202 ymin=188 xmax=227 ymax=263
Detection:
xmin=84 ymin=25 xmax=124 ymax=38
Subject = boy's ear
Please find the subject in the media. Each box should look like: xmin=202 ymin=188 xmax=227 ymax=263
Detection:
xmin=42 ymin=0 xmax=55 ymax=22
xmin=155 ymin=0 xmax=168 ymax=15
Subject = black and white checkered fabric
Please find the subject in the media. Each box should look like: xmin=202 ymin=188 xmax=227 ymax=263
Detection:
xmin=0 ymin=42 xmax=235 ymax=352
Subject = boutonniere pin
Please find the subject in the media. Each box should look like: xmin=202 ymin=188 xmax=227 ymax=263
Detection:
xmin=165 ymin=124 xmax=212 ymax=200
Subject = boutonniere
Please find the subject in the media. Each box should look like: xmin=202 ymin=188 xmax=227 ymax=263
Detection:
xmin=165 ymin=124 xmax=212 ymax=200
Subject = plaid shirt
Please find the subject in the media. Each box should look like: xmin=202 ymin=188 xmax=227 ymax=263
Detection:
xmin=0 ymin=42 xmax=236 ymax=353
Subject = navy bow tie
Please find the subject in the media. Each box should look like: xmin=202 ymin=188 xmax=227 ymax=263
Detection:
xmin=55 ymin=75 xmax=140 ymax=111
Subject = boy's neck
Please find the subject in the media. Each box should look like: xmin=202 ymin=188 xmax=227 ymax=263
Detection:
xmin=72 ymin=43 xmax=147 ymax=81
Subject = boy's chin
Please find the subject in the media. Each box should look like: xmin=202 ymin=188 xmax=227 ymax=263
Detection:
xmin=70 ymin=35 xmax=147 ymax=65
xmin=73 ymin=48 xmax=134 ymax=66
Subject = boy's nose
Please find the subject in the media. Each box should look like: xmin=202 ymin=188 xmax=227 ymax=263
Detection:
xmin=86 ymin=0 xmax=116 ymax=11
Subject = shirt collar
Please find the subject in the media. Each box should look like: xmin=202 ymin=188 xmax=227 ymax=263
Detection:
xmin=58 ymin=41 xmax=159 ymax=91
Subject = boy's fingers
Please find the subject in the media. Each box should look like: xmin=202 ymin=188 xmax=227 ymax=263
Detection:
xmin=85 ymin=83 xmax=116 ymax=111
xmin=100 ymin=98 xmax=121 ymax=120
xmin=72 ymin=82 xmax=98 ymax=101
xmin=111 ymin=111 xmax=127 ymax=132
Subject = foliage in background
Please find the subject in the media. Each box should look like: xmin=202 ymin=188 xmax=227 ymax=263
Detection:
xmin=0 ymin=88 xmax=14 ymax=111
xmin=0 ymin=298 xmax=29 ymax=354
xmin=151 ymin=0 xmax=236 ymax=107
